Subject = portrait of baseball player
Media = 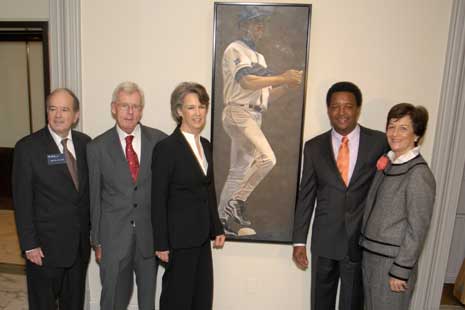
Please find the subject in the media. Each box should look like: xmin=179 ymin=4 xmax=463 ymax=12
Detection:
xmin=212 ymin=4 xmax=311 ymax=241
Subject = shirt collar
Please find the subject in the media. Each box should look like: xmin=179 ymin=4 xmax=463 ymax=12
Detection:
xmin=181 ymin=130 xmax=200 ymax=143
xmin=48 ymin=125 xmax=73 ymax=146
xmin=387 ymin=146 xmax=421 ymax=164
xmin=116 ymin=123 xmax=141 ymax=141
xmin=331 ymin=124 xmax=360 ymax=142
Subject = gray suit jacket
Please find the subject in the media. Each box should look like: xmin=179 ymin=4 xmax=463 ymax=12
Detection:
xmin=293 ymin=126 xmax=387 ymax=261
xmin=87 ymin=124 xmax=166 ymax=259
xmin=360 ymin=155 xmax=435 ymax=280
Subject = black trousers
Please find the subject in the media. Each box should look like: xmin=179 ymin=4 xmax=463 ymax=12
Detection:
xmin=311 ymin=255 xmax=363 ymax=310
xmin=25 ymin=250 xmax=88 ymax=310
xmin=160 ymin=240 xmax=213 ymax=310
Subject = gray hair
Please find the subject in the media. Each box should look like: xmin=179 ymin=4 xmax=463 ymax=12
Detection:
xmin=111 ymin=81 xmax=145 ymax=106
xmin=46 ymin=88 xmax=80 ymax=112
xmin=170 ymin=82 xmax=209 ymax=125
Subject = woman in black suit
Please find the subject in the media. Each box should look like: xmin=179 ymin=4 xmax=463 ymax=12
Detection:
xmin=151 ymin=82 xmax=225 ymax=310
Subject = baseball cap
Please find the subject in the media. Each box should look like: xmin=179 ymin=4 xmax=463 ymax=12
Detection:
xmin=238 ymin=6 xmax=273 ymax=24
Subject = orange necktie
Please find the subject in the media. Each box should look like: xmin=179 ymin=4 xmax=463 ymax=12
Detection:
xmin=336 ymin=136 xmax=350 ymax=186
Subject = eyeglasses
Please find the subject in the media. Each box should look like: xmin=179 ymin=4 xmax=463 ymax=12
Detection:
xmin=117 ymin=103 xmax=143 ymax=112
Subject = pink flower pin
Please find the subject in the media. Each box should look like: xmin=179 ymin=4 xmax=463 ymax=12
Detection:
xmin=376 ymin=155 xmax=389 ymax=171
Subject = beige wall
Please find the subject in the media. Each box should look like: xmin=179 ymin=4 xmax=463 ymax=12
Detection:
xmin=81 ymin=0 xmax=452 ymax=309
xmin=0 ymin=0 xmax=48 ymax=20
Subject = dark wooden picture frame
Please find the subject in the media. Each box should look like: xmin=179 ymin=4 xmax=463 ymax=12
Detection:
xmin=211 ymin=2 xmax=312 ymax=243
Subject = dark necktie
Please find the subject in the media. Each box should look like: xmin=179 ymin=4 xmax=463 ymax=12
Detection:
xmin=61 ymin=138 xmax=79 ymax=190
xmin=125 ymin=135 xmax=139 ymax=183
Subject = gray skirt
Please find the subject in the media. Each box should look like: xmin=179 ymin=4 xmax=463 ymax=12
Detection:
xmin=362 ymin=250 xmax=417 ymax=310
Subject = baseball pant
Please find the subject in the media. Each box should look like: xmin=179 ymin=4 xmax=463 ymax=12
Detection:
xmin=218 ymin=105 xmax=276 ymax=218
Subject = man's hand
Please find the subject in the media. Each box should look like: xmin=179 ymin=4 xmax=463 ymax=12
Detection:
xmin=389 ymin=277 xmax=408 ymax=292
xmin=292 ymin=246 xmax=309 ymax=270
xmin=213 ymin=234 xmax=226 ymax=249
xmin=26 ymin=247 xmax=44 ymax=266
xmin=94 ymin=245 xmax=102 ymax=264
xmin=282 ymin=69 xmax=303 ymax=88
xmin=156 ymin=251 xmax=170 ymax=263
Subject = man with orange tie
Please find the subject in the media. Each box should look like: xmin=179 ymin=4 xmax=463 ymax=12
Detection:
xmin=292 ymin=82 xmax=388 ymax=310
xmin=87 ymin=81 xmax=166 ymax=310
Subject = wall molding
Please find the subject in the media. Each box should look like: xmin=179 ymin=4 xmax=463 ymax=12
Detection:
xmin=411 ymin=0 xmax=465 ymax=308
xmin=49 ymin=0 xmax=82 ymax=130
xmin=48 ymin=1 xmax=87 ymax=308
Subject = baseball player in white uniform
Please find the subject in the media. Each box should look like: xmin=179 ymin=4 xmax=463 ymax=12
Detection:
xmin=218 ymin=6 xmax=303 ymax=235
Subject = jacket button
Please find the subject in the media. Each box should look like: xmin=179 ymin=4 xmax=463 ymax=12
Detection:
xmin=133 ymin=203 xmax=138 ymax=208
xmin=130 ymin=220 xmax=135 ymax=225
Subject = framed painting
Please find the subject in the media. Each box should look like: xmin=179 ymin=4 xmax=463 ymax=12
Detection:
xmin=211 ymin=2 xmax=312 ymax=243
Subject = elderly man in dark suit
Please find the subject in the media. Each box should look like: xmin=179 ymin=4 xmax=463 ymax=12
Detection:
xmin=87 ymin=81 xmax=166 ymax=310
xmin=13 ymin=88 xmax=91 ymax=310
xmin=292 ymin=81 xmax=388 ymax=310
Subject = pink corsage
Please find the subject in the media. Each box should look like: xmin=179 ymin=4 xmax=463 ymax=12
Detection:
xmin=376 ymin=155 xmax=390 ymax=171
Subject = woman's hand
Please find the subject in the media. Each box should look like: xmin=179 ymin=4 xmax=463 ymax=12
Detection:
xmin=155 ymin=250 xmax=170 ymax=263
xmin=213 ymin=234 xmax=226 ymax=249
xmin=389 ymin=277 xmax=408 ymax=292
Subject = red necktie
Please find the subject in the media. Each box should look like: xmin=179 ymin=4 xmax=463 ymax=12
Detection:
xmin=336 ymin=136 xmax=350 ymax=186
xmin=125 ymin=135 xmax=139 ymax=183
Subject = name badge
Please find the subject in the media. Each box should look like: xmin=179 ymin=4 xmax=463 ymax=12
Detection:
xmin=47 ymin=153 xmax=66 ymax=165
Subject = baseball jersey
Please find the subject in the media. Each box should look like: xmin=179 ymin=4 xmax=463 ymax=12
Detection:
xmin=222 ymin=40 xmax=271 ymax=111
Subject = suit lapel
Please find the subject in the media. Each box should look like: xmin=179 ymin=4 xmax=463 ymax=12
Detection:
xmin=108 ymin=126 xmax=133 ymax=182
xmin=72 ymin=131 xmax=83 ymax=192
xmin=321 ymin=131 xmax=347 ymax=188
xmin=42 ymin=128 xmax=76 ymax=191
xmin=174 ymin=128 xmax=208 ymax=179
xmin=201 ymin=138 xmax=212 ymax=179
xmin=362 ymin=169 xmax=385 ymax=229
xmin=349 ymin=127 xmax=369 ymax=187
xmin=137 ymin=125 xmax=151 ymax=183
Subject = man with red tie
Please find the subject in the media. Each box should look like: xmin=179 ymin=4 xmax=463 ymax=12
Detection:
xmin=292 ymin=82 xmax=388 ymax=309
xmin=87 ymin=81 xmax=166 ymax=310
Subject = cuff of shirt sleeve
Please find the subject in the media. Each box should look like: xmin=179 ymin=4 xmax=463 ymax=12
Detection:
xmin=389 ymin=262 xmax=413 ymax=280
xmin=293 ymin=243 xmax=306 ymax=247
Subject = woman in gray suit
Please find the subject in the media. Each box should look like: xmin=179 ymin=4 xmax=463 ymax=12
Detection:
xmin=360 ymin=103 xmax=436 ymax=309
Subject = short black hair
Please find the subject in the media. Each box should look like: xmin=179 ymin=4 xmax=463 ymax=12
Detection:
xmin=326 ymin=81 xmax=362 ymax=107
xmin=387 ymin=103 xmax=429 ymax=146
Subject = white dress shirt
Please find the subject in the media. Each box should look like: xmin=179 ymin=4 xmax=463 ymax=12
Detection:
xmin=48 ymin=125 xmax=76 ymax=158
xmin=181 ymin=130 xmax=208 ymax=175
xmin=331 ymin=125 xmax=360 ymax=183
xmin=116 ymin=124 xmax=142 ymax=161
xmin=387 ymin=146 xmax=420 ymax=164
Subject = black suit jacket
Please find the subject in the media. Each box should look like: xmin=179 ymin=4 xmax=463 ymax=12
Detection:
xmin=293 ymin=126 xmax=388 ymax=261
xmin=151 ymin=127 xmax=224 ymax=251
xmin=12 ymin=127 xmax=91 ymax=267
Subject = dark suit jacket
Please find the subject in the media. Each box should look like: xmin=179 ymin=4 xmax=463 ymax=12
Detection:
xmin=293 ymin=126 xmax=387 ymax=261
xmin=151 ymin=127 xmax=224 ymax=251
xmin=12 ymin=127 xmax=91 ymax=267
